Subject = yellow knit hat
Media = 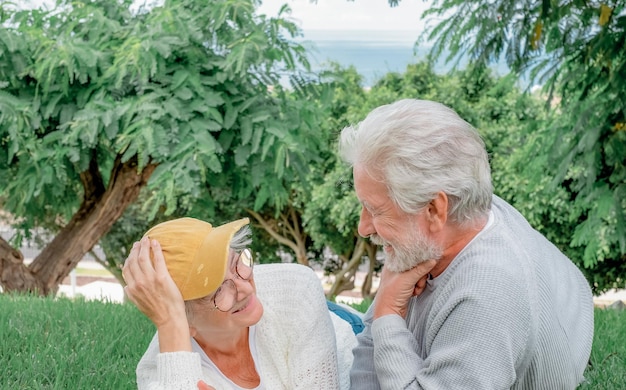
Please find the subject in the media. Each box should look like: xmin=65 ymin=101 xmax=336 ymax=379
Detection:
xmin=143 ymin=217 xmax=250 ymax=301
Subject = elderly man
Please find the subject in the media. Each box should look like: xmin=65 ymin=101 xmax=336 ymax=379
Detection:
xmin=340 ymin=99 xmax=594 ymax=390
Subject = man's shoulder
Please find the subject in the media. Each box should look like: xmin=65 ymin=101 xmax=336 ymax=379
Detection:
xmin=438 ymin=247 xmax=535 ymax=309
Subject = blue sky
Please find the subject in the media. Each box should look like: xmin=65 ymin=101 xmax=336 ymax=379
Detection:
xmin=257 ymin=0 xmax=432 ymax=32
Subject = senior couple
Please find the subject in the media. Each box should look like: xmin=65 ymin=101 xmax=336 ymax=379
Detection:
xmin=123 ymin=99 xmax=594 ymax=390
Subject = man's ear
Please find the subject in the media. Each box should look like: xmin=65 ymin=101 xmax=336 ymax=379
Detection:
xmin=427 ymin=191 xmax=448 ymax=233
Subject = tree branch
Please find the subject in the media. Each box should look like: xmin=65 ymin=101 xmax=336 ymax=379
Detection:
xmin=79 ymin=149 xmax=106 ymax=203
xmin=246 ymin=209 xmax=299 ymax=254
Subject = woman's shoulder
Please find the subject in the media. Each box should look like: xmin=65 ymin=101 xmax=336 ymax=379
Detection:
xmin=254 ymin=263 xmax=327 ymax=312
xmin=254 ymin=263 xmax=320 ymax=286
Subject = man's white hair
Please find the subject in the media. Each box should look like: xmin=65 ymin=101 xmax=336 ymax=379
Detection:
xmin=339 ymin=99 xmax=492 ymax=226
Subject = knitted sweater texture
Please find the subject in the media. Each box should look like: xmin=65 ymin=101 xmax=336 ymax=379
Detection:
xmin=136 ymin=263 xmax=356 ymax=390
xmin=350 ymin=196 xmax=594 ymax=390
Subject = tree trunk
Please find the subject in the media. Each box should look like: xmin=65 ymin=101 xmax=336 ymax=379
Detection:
xmin=361 ymin=241 xmax=378 ymax=300
xmin=246 ymin=205 xmax=309 ymax=266
xmin=326 ymin=237 xmax=366 ymax=299
xmin=0 ymin=237 xmax=38 ymax=291
xmin=0 ymin=155 xmax=156 ymax=295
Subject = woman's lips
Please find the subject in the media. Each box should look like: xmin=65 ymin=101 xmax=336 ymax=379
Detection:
xmin=233 ymin=294 xmax=256 ymax=314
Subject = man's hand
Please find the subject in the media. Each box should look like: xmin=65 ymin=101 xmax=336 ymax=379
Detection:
xmin=373 ymin=260 xmax=437 ymax=319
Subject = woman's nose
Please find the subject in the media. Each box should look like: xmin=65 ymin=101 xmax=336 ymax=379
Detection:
xmin=233 ymin=277 xmax=253 ymax=298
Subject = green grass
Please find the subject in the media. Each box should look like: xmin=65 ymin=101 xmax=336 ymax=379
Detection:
xmin=578 ymin=308 xmax=626 ymax=389
xmin=0 ymin=294 xmax=153 ymax=390
xmin=343 ymin=297 xmax=374 ymax=314
xmin=1 ymin=294 xmax=624 ymax=389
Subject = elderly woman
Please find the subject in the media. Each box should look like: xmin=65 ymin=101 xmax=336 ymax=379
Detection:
xmin=123 ymin=217 xmax=356 ymax=390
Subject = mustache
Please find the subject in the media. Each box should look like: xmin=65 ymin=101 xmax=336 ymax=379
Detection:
xmin=369 ymin=235 xmax=386 ymax=246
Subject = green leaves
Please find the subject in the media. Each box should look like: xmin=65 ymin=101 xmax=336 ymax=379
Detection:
xmin=420 ymin=0 xmax=626 ymax=292
xmin=0 ymin=0 xmax=317 ymax=236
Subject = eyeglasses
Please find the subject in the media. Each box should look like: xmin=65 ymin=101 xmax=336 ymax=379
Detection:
xmin=212 ymin=248 xmax=254 ymax=312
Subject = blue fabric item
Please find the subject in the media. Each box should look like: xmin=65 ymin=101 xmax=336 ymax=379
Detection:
xmin=327 ymin=300 xmax=365 ymax=335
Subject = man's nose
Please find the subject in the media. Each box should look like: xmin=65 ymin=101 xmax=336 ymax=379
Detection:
xmin=358 ymin=207 xmax=375 ymax=237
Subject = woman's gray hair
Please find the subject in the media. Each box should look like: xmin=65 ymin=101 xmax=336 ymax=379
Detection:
xmin=339 ymin=99 xmax=492 ymax=225
xmin=229 ymin=224 xmax=252 ymax=251
xmin=185 ymin=224 xmax=252 ymax=322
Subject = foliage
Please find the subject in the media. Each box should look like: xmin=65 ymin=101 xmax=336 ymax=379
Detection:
xmin=419 ymin=0 xmax=626 ymax=292
xmin=96 ymin=193 xmax=179 ymax=283
xmin=303 ymin=65 xmax=367 ymax=262
xmin=305 ymin=163 xmax=362 ymax=265
xmin=0 ymin=0 xmax=324 ymax=292
xmin=0 ymin=0 xmax=316 ymax=228
xmin=100 ymin=79 xmax=331 ymax=273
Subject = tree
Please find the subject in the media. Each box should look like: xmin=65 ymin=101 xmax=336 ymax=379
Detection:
xmin=420 ymin=0 xmax=626 ymax=292
xmin=0 ymin=0 xmax=319 ymax=295
xmin=304 ymin=160 xmax=380 ymax=299
xmin=184 ymin=77 xmax=333 ymax=267
xmin=301 ymin=64 xmax=382 ymax=299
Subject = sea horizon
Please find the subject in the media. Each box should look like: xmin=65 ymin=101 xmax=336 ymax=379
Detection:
xmin=302 ymin=29 xmax=422 ymax=44
xmin=297 ymin=29 xmax=515 ymax=87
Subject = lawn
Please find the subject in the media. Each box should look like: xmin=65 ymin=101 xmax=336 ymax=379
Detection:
xmin=578 ymin=308 xmax=626 ymax=389
xmin=0 ymin=294 xmax=153 ymax=389
xmin=1 ymin=294 xmax=624 ymax=389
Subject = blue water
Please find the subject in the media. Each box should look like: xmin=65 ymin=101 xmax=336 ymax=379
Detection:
xmin=299 ymin=30 xmax=512 ymax=87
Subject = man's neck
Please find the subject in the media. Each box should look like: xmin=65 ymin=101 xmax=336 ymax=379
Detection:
xmin=430 ymin=215 xmax=489 ymax=278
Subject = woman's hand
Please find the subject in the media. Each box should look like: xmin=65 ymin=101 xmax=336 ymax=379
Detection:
xmin=123 ymin=237 xmax=192 ymax=352
xmin=197 ymin=381 xmax=216 ymax=390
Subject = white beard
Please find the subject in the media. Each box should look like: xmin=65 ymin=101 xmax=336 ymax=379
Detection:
xmin=370 ymin=229 xmax=442 ymax=273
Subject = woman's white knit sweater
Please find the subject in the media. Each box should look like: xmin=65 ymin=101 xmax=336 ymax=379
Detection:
xmin=136 ymin=263 xmax=356 ymax=390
